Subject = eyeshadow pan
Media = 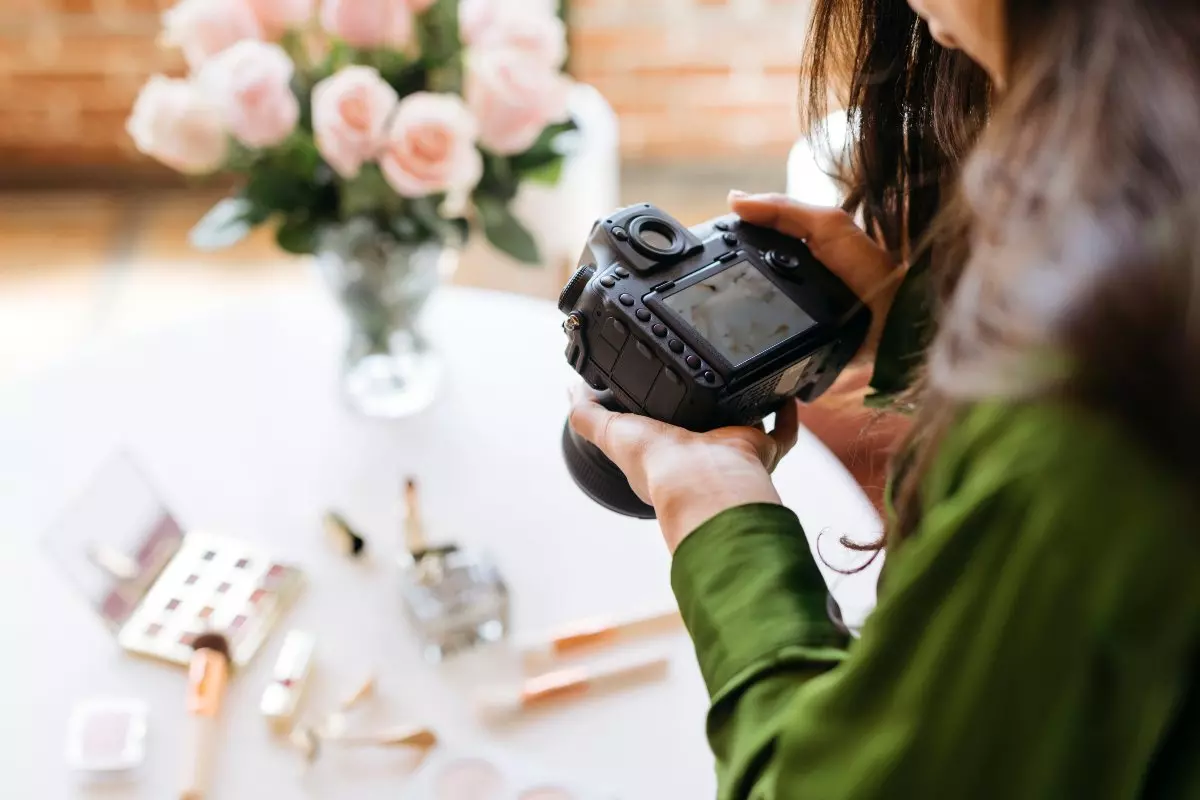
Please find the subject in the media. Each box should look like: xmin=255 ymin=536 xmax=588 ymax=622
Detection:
xmin=235 ymin=558 xmax=250 ymax=569
xmin=229 ymin=615 xmax=247 ymax=630
xmin=198 ymin=606 xmax=214 ymax=619
xmin=145 ymin=623 xmax=162 ymax=637
xmin=266 ymin=564 xmax=286 ymax=579
xmin=184 ymin=574 xmax=199 ymax=586
xmin=216 ymin=582 xmax=232 ymax=594
xmin=179 ymin=632 xmax=196 ymax=646
xmin=202 ymin=550 xmax=217 ymax=561
xmin=249 ymin=589 xmax=268 ymax=605
xmin=435 ymin=758 xmax=505 ymax=800
xmin=165 ymin=599 xmax=181 ymax=612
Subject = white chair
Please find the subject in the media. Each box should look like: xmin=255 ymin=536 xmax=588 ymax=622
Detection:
xmin=786 ymin=109 xmax=851 ymax=208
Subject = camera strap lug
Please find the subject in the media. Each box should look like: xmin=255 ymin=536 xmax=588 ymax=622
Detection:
xmin=563 ymin=312 xmax=588 ymax=371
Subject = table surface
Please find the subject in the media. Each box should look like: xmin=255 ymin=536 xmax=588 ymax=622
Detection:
xmin=0 ymin=282 xmax=882 ymax=799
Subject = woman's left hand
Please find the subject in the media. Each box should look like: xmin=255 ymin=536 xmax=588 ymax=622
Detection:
xmin=568 ymin=385 xmax=802 ymax=553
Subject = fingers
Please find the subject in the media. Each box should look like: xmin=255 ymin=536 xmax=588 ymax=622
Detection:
xmin=770 ymin=399 xmax=802 ymax=457
xmin=728 ymin=191 xmax=856 ymax=245
xmin=567 ymin=384 xmax=620 ymax=454
xmin=567 ymin=384 xmax=663 ymax=467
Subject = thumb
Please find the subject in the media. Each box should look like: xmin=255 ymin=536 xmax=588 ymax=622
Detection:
xmin=728 ymin=192 xmax=858 ymax=246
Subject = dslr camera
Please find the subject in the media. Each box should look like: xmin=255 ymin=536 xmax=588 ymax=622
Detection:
xmin=558 ymin=203 xmax=871 ymax=518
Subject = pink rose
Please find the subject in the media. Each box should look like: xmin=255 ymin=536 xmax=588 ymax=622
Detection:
xmin=312 ymin=66 xmax=399 ymax=178
xmin=127 ymin=76 xmax=229 ymax=175
xmin=246 ymin=0 xmax=314 ymax=36
xmin=198 ymin=41 xmax=299 ymax=149
xmin=161 ymin=0 xmax=263 ymax=70
xmin=320 ymin=0 xmax=414 ymax=49
xmin=379 ymin=92 xmax=483 ymax=198
xmin=460 ymin=0 xmax=564 ymax=66
xmin=466 ymin=48 xmax=571 ymax=155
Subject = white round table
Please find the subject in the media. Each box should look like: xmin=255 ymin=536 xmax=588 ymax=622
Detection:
xmin=0 ymin=282 xmax=881 ymax=799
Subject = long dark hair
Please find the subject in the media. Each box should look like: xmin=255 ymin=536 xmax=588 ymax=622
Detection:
xmin=801 ymin=0 xmax=1200 ymax=544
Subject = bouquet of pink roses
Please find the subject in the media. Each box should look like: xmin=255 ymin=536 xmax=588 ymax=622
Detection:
xmin=127 ymin=0 xmax=574 ymax=264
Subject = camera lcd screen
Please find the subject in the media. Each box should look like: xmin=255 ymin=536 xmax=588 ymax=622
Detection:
xmin=663 ymin=261 xmax=817 ymax=367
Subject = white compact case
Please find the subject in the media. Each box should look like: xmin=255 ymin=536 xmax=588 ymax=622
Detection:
xmin=260 ymin=630 xmax=316 ymax=734
xmin=66 ymin=698 xmax=148 ymax=776
xmin=406 ymin=746 xmax=617 ymax=800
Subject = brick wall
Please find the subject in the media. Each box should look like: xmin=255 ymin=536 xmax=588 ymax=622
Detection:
xmin=0 ymin=0 xmax=813 ymax=181
xmin=568 ymin=0 xmax=814 ymax=161
xmin=0 ymin=0 xmax=183 ymax=177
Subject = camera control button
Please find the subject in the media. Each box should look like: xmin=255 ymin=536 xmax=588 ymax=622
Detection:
xmin=600 ymin=276 xmax=616 ymax=288
xmin=618 ymin=293 xmax=635 ymax=306
xmin=602 ymin=317 xmax=629 ymax=350
xmin=652 ymin=323 xmax=667 ymax=338
xmin=715 ymin=219 xmax=732 ymax=231
xmin=615 ymin=267 xmax=630 ymax=278
xmin=767 ymin=250 xmax=801 ymax=270
xmin=636 ymin=308 xmax=651 ymax=322
xmin=703 ymin=370 xmax=716 ymax=383
xmin=668 ymin=338 xmax=684 ymax=354
xmin=722 ymin=233 xmax=738 ymax=246
xmin=613 ymin=226 xmax=629 ymax=242
xmin=686 ymin=355 xmax=702 ymax=370
xmin=717 ymin=250 xmax=739 ymax=263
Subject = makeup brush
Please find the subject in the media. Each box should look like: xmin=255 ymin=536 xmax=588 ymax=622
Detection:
xmin=403 ymin=476 xmax=426 ymax=555
xmin=476 ymin=652 xmax=671 ymax=722
xmin=288 ymin=724 xmax=438 ymax=764
xmin=181 ymin=632 xmax=231 ymax=800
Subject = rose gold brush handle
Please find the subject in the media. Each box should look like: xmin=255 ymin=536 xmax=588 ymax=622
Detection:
xmin=333 ymin=725 xmax=438 ymax=749
xmin=180 ymin=716 xmax=218 ymax=800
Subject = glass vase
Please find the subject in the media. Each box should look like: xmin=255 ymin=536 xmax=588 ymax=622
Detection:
xmin=314 ymin=220 xmax=458 ymax=419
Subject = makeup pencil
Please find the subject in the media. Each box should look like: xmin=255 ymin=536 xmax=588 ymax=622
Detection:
xmin=476 ymin=652 xmax=671 ymax=721
xmin=181 ymin=632 xmax=231 ymax=800
xmin=519 ymin=609 xmax=683 ymax=671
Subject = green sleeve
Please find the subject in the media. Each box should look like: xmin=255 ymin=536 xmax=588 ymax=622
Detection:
xmin=672 ymin=403 xmax=1200 ymax=800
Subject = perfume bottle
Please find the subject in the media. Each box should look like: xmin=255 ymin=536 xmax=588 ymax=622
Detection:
xmin=397 ymin=478 xmax=510 ymax=663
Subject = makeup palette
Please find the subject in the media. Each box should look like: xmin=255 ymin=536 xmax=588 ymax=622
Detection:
xmin=407 ymin=747 xmax=617 ymax=800
xmin=43 ymin=453 xmax=304 ymax=669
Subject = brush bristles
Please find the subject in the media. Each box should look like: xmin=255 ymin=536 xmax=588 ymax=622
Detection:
xmin=191 ymin=632 xmax=231 ymax=660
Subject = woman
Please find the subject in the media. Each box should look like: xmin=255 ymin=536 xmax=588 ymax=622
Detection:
xmin=570 ymin=0 xmax=1200 ymax=797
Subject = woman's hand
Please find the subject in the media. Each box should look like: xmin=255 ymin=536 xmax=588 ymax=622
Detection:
xmin=568 ymin=385 xmax=802 ymax=553
xmin=728 ymin=191 xmax=911 ymax=514
xmin=728 ymin=191 xmax=900 ymax=362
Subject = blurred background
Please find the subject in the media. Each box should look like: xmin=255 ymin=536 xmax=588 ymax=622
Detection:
xmin=0 ymin=0 xmax=815 ymax=383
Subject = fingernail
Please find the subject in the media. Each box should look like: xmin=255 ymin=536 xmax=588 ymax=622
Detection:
xmin=727 ymin=189 xmax=748 ymax=200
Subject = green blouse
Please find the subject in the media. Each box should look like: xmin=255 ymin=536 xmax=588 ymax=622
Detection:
xmin=672 ymin=401 xmax=1200 ymax=799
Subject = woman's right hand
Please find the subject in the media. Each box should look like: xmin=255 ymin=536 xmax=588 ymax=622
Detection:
xmin=728 ymin=191 xmax=900 ymax=362
xmin=728 ymin=191 xmax=910 ymax=513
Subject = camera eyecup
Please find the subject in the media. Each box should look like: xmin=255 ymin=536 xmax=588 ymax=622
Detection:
xmin=561 ymin=413 xmax=656 ymax=520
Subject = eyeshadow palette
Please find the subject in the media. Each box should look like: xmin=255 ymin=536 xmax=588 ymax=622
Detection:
xmin=407 ymin=746 xmax=618 ymax=800
xmin=43 ymin=452 xmax=304 ymax=669
xmin=114 ymin=531 xmax=303 ymax=667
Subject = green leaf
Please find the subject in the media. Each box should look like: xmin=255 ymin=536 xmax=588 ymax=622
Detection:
xmin=475 ymin=197 xmax=540 ymax=265
xmin=276 ymin=217 xmax=319 ymax=255
xmin=188 ymin=197 xmax=263 ymax=251
xmin=522 ymin=155 xmax=565 ymax=186
xmin=340 ymin=164 xmax=400 ymax=219
xmin=867 ymin=259 xmax=934 ymax=406
xmin=509 ymin=120 xmax=579 ymax=172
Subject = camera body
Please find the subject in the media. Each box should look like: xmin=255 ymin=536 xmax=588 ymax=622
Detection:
xmin=559 ymin=204 xmax=870 ymax=436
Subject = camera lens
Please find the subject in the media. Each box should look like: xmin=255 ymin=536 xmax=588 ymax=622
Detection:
xmin=628 ymin=216 xmax=684 ymax=258
xmin=561 ymin=394 xmax=656 ymax=519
